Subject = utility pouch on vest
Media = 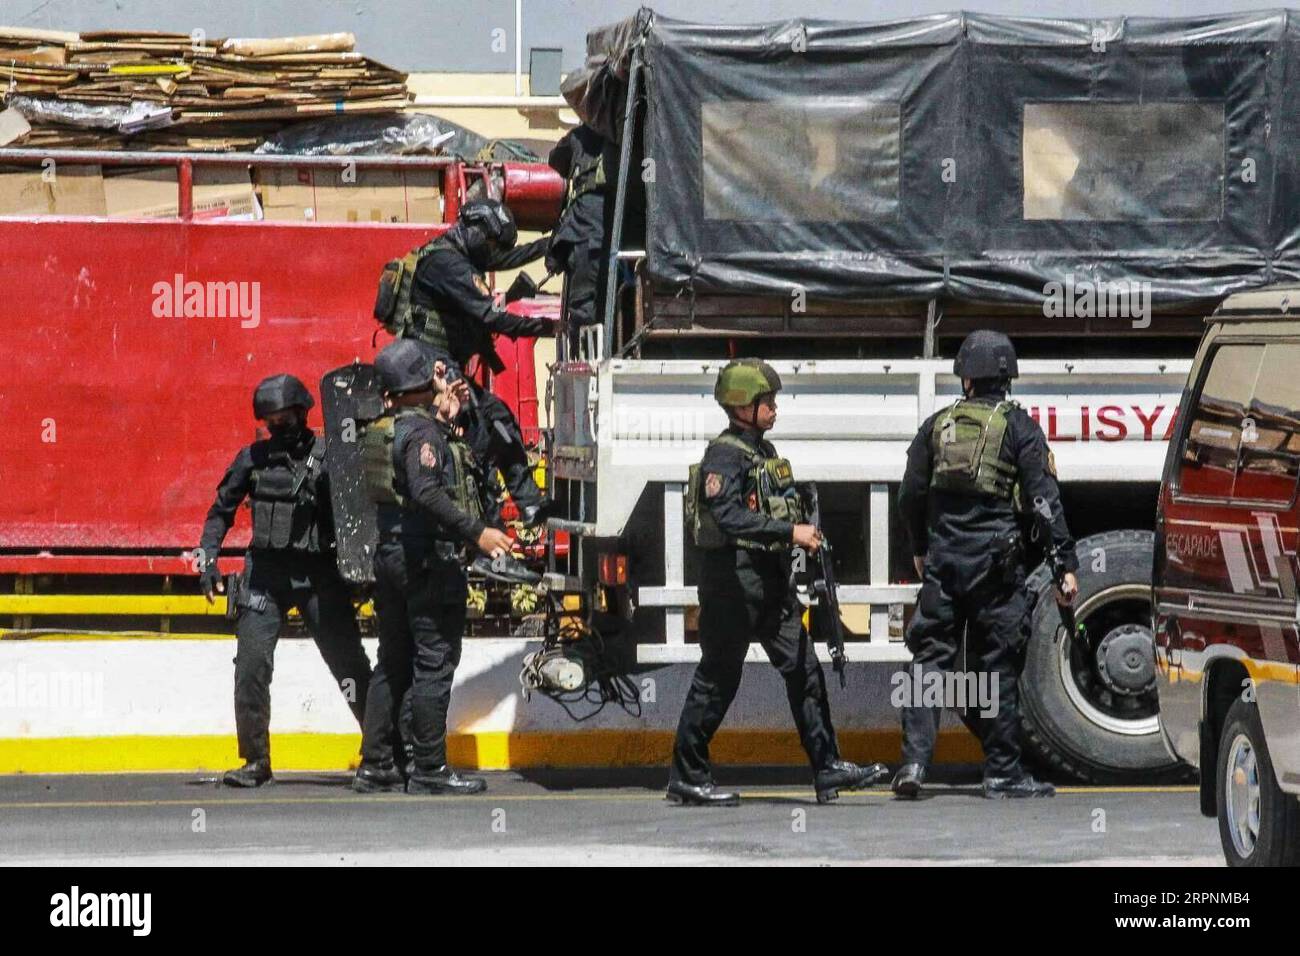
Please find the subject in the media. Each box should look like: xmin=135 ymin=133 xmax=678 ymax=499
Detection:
xmin=373 ymin=256 xmax=409 ymax=333
xmin=687 ymin=461 xmax=728 ymax=550
xmin=759 ymin=457 xmax=801 ymax=522
xmin=929 ymin=400 xmax=1018 ymax=500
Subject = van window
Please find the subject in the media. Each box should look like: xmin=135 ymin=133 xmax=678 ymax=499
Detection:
xmin=1237 ymin=343 xmax=1300 ymax=504
xmin=1176 ymin=343 xmax=1263 ymax=499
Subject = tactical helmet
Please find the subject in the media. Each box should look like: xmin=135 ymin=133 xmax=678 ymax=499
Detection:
xmin=714 ymin=359 xmax=783 ymax=407
xmin=953 ymin=330 xmax=1019 ymax=380
xmin=375 ymin=339 xmax=435 ymax=395
xmin=252 ymin=374 xmax=314 ymax=419
xmin=458 ymin=198 xmax=518 ymax=270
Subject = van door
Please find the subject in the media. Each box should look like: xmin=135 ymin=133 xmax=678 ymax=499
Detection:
xmin=1158 ymin=339 xmax=1300 ymax=780
xmin=1241 ymin=344 xmax=1300 ymax=787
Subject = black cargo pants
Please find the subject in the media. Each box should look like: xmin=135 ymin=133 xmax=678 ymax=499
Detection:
xmin=232 ymin=550 xmax=370 ymax=763
xmin=670 ymin=549 xmax=839 ymax=786
xmin=359 ymin=539 xmax=467 ymax=771
xmin=900 ymin=557 xmax=1035 ymax=777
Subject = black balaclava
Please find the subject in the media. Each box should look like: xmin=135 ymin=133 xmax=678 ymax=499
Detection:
xmin=267 ymin=409 xmax=308 ymax=446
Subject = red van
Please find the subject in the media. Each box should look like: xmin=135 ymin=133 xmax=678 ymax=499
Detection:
xmin=1154 ymin=286 xmax=1300 ymax=866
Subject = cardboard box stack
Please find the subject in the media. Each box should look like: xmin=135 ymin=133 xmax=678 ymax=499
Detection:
xmin=0 ymin=26 xmax=445 ymax=222
xmin=0 ymin=26 xmax=411 ymax=152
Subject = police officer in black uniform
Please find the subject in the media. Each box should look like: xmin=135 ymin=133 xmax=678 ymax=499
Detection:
xmin=667 ymin=359 xmax=890 ymax=806
xmin=403 ymin=197 xmax=553 ymax=526
xmin=547 ymin=123 xmax=614 ymax=331
xmin=894 ymin=330 xmax=1078 ymax=799
xmin=351 ymin=340 xmax=514 ymax=794
xmin=197 ymin=374 xmax=371 ymax=788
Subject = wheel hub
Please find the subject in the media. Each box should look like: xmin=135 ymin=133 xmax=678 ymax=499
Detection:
xmin=1225 ymin=733 xmax=1261 ymax=858
xmin=1094 ymin=624 xmax=1156 ymax=697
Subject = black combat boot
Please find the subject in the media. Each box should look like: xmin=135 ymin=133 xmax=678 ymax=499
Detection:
xmin=665 ymin=780 xmax=741 ymax=807
xmin=891 ymin=762 xmax=926 ymax=800
xmin=983 ymin=772 xmax=1055 ymax=799
xmin=351 ymin=761 xmax=406 ymax=793
xmin=222 ymin=759 xmax=272 ymax=788
xmin=815 ymin=759 xmax=891 ymax=803
xmin=406 ymin=765 xmax=488 ymax=795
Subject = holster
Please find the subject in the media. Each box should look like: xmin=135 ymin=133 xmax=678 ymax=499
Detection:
xmin=225 ymin=571 xmax=268 ymax=619
xmin=224 ymin=571 xmax=242 ymax=620
xmin=992 ymin=529 xmax=1025 ymax=585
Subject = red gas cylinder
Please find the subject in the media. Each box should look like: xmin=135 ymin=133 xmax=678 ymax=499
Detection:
xmin=500 ymin=162 xmax=565 ymax=231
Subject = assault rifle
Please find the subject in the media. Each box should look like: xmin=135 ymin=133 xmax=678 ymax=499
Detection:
xmin=801 ymin=482 xmax=847 ymax=689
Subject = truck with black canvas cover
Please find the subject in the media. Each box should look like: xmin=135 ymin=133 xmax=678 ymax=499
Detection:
xmin=528 ymin=9 xmax=1300 ymax=781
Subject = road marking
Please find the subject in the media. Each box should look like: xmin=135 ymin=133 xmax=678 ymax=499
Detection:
xmin=0 ymin=785 xmax=1198 ymax=811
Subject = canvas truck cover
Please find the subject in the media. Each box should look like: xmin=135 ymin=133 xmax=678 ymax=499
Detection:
xmin=565 ymin=8 xmax=1300 ymax=306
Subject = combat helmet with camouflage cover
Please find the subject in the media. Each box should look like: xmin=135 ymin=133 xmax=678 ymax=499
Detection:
xmin=714 ymin=358 xmax=782 ymax=407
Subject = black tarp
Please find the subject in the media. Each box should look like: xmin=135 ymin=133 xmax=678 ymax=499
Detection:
xmin=573 ymin=8 xmax=1300 ymax=305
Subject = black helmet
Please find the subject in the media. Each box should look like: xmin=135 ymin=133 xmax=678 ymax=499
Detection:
xmin=954 ymin=330 xmax=1019 ymax=380
xmin=375 ymin=339 xmax=435 ymax=395
xmin=252 ymin=374 xmax=314 ymax=419
xmin=457 ymin=198 xmax=517 ymax=270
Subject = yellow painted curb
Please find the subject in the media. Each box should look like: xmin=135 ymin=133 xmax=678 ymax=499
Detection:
xmin=0 ymin=729 xmax=983 ymax=774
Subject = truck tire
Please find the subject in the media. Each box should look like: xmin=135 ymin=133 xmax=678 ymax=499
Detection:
xmin=1020 ymin=529 xmax=1187 ymax=783
xmin=1216 ymin=696 xmax=1300 ymax=866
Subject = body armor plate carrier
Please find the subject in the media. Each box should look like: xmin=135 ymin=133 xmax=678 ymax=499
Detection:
xmin=688 ymin=432 xmax=804 ymax=551
xmin=361 ymin=407 xmax=485 ymax=522
xmin=373 ymin=238 xmax=451 ymax=351
xmin=249 ymin=444 xmax=325 ymax=551
xmin=928 ymin=399 xmax=1018 ymax=500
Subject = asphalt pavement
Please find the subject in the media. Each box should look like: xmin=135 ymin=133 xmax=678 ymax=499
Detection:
xmin=0 ymin=767 xmax=1222 ymax=866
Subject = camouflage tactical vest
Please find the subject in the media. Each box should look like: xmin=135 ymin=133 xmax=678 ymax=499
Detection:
xmin=687 ymin=431 xmax=804 ymax=551
xmin=248 ymin=442 xmax=324 ymax=552
xmin=928 ymin=399 xmax=1018 ymax=500
xmin=373 ymin=237 xmax=451 ymax=350
xmin=361 ymin=406 xmax=482 ymax=519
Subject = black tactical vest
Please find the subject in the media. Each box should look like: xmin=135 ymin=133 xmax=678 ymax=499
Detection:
xmin=248 ymin=441 xmax=325 ymax=552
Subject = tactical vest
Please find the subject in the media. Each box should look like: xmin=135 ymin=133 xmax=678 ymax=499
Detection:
xmin=928 ymin=399 xmax=1019 ymax=500
xmin=373 ymin=237 xmax=451 ymax=351
xmin=361 ymin=406 xmax=483 ymax=520
xmin=687 ymin=431 xmax=804 ymax=551
xmin=248 ymin=443 xmax=324 ymax=552
xmin=568 ymin=152 xmax=606 ymax=205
